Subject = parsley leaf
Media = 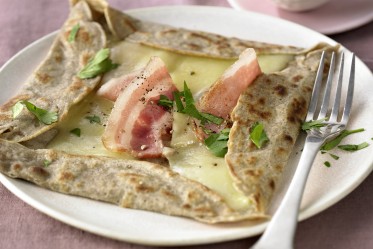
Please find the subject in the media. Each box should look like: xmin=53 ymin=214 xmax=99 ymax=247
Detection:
xmin=324 ymin=161 xmax=331 ymax=167
xmin=70 ymin=128 xmax=81 ymax=137
xmin=302 ymin=118 xmax=327 ymax=131
xmin=12 ymin=100 xmax=58 ymax=125
xmin=338 ymin=142 xmax=369 ymax=152
xmin=321 ymin=128 xmax=365 ymax=151
xmin=158 ymin=81 xmax=226 ymax=157
xmin=78 ymin=48 xmax=119 ymax=79
xmin=173 ymin=91 xmax=184 ymax=112
xmin=328 ymin=153 xmax=340 ymax=160
xmin=204 ymin=128 xmax=230 ymax=157
xmin=12 ymin=101 xmax=24 ymax=118
xmin=85 ymin=115 xmax=101 ymax=124
xmin=173 ymin=81 xmax=223 ymax=125
xmin=68 ymin=23 xmax=80 ymax=43
xmin=200 ymin=112 xmax=224 ymax=125
xmin=250 ymin=122 xmax=269 ymax=149
xmin=158 ymin=95 xmax=173 ymax=109
xmin=43 ymin=160 xmax=52 ymax=167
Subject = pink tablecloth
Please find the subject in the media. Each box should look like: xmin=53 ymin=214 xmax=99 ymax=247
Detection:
xmin=0 ymin=1 xmax=372 ymax=249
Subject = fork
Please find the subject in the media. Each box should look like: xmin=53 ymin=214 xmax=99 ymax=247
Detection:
xmin=250 ymin=51 xmax=355 ymax=249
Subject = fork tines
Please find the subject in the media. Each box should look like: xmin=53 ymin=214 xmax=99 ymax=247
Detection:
xmin=306 ymin=51 xmax=355 ymax=126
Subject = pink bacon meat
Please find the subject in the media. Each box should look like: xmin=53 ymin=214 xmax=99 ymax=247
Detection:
xmin=97 ymin=68 xmax=144 ymax=101
xmin=198 ymin=48 xmax=262 ymax=120
xmin=100 ymin=56 xmax=178 ymax=158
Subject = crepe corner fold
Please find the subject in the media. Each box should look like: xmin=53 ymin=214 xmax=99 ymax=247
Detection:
xmin=226 ymin=44 xmax=339 ymax=212
xmin=0 ymin=0 xmax=339 ymax=223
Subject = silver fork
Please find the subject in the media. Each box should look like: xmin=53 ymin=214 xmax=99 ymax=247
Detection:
xmin=250 ymin=51 xmax=355 ymax=249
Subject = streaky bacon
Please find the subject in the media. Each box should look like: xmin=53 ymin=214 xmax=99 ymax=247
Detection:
xmin=97 ymin=68 xmax=144 ymax=101
xmin=101 ymin=56 xmax=178 ymax=158
xmin=197 ymin=48 xmax=262 ymax=120
xmin=194 ymin=48 xmax=262 ymax=140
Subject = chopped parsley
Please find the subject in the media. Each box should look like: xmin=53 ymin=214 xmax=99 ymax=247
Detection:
xmin=85 ymin=115 xmax=101 ymax=124
xmin=338 ymin=142 xmax=369 ymax=152
xmin=157 ymin=82 xmax=227 ymax=156
xmin=250 ymin=122 xmax=269 ymax=149
xmin=328 ymin=153 xmax=340 ymax=160
xmin=158 ymin=95 xmax=173 ymax=109
xmin=178 ymin=82 xmax=223 ymax=125
xmin=204 ymin=128 xmax=230 ymax=157
xmin=160 ymin=81 xmax=223 ymax=126
xmin=78 ymin=48 xmax=119 ymax=79
xmin=70 ymin=128 xmax=81 ymax=137
xmin=68 ymin=23 xmax=80 ymax=43
xmin=12 ymin=100 xmax=58 ymax=125
xmin=324 ymin=161 xmax=331 ymax=167
xmin=200 ymin=112 xmax=224 ymax=126
xmin=321 ymin=128 xmax=365 ymax=151
xmin=12 ymin=101 xmax=24 ymax=118
xmin=301 ymin=118 xmax=327 ymax=131
xmin=157 ymin=82 xmax=269 ymax=157
xmin=43 ymin=160 xmax=52 ymax=167
xmin=319 ymin=128 xmax=370 ymax=168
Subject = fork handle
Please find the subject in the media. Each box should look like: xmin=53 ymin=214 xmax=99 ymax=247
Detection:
xmin=251 ymin=136 xmax=323 ymax=249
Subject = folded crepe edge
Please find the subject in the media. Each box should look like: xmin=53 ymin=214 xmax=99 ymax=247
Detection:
xmin=0 ymin=138 xmax=266 ymax=223
xmin=226 ymin=44 xmax=339 ymax=213
xmin=0 ymin=0 xmax=340 ymax=222
xmin=0 ymin=1 xmax=106 ymax=142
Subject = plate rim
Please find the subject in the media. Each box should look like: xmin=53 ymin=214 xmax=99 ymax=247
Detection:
xmin=227 ymin=0 xmax=373 ymax=35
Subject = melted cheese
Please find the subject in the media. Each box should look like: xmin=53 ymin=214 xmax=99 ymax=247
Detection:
xmin=48 ymin=41 xmax=293 ymax=210
xmin=47 ymin=94 xmax=132 ymax=159
xmin=165 ymin=112 xmax=252 ymax=210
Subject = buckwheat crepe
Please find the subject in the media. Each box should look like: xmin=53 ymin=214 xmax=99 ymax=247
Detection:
xmin=0 ymin=0 xmax=337 ymax=223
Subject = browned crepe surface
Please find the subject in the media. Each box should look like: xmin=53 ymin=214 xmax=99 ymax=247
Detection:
xmin=226 ymin=46 xmax=337 ymax=212
xmin=0 ymin=1 xmax=106 ymax=142
xmin=0 ymin=0 xmax=337 ymax=222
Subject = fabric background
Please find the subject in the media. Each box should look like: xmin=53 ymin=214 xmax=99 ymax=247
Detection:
xmin=0 ymin=1 xmax=372 ymax=248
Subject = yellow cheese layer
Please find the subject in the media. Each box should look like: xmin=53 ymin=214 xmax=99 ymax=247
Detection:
xmin=48 ymin=41 xmax=293 ymax=210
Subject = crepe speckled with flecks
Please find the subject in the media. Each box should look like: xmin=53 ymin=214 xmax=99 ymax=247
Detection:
xmin=0 ymin=0 xmax=337 ymax=223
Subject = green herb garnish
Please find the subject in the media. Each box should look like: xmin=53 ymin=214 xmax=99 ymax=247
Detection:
xmin=324 ymin=161 xmax=331 ymax=167
xmin=85 ymin=115 xmax=101 ymax=124
xmin=328 ymin=153 xmax=340 ymax=160
xmin=250 ymin=122 xmax=269 ymax=149
xmin=321 ymin=128 xmax=365 ymax=151
xmin=337 ymin=142 xmax=369 ymax=152
xmin=68 ymin=23 xmax=80 ymax=43
xmin=173 ymin=91 xmax=184 ymax=112
xmin=78 ymin=48 xmax=119 ymax=79
xmin=170 ymin=82 xmax=223 ymax=125
xmin=200 ymin=112 xmax=224 ymax=125
xmin=158 ymin=82 xmax=226 ymax=157
xmin=204 ymin=128 xmax=230 ymax=157
xmin=158 ymin=95 xmax=173 ymax=109
xmin=12 ymin=100 xmax=58 ymax=125
xmin=302 ymin=118 xmax=327 ymax=131
xmin=43 ymin=160 xmax=52 ymax=167
xmin=70 ymin=128 xmax=81 ymax=137
xmin=12 ymin=101 xmax=24 ymax=118
xmin=183 ymin=82 xmax=223 ymax=125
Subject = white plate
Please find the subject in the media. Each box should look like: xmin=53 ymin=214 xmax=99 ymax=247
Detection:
xmin=0 ymin=6 xmax=373 ymax=246
xmin=228 ymin=0 xmax=373 ymax=34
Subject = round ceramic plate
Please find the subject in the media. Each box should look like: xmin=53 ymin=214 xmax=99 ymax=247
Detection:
xmin=0 ymin=6 xmax=372 ymax=246
xmin=228 ymin=0 xmax=373 ymax=34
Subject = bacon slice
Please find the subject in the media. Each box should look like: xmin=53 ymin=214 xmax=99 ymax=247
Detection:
xmin=198 ymin=48 xmax=262 ymax=120
xmin=97 ymin=68 xmax=144 ymax=101
xmin=101 ymin=57 xmax=178 ymax=158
